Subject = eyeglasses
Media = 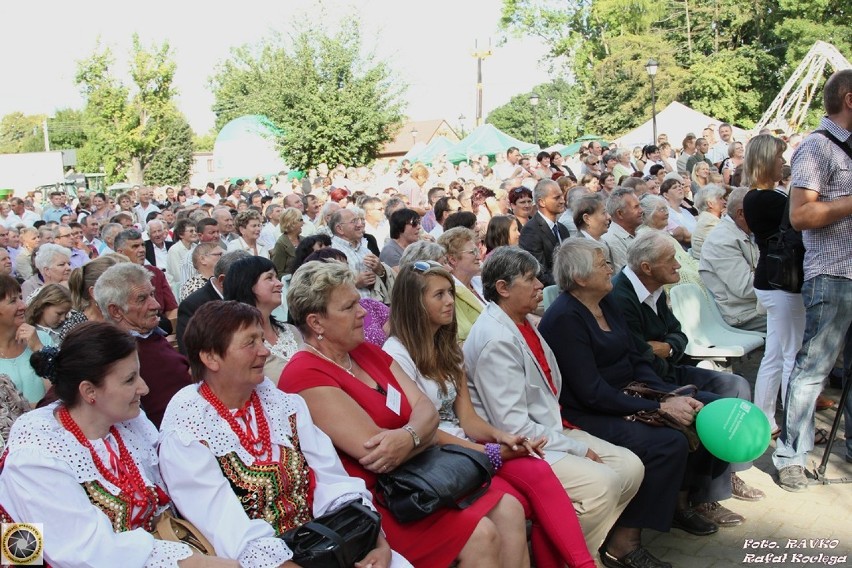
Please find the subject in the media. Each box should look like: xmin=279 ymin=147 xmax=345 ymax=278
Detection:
xmin=408 ymin=219 xmax=421 ymax=227
xmin=412 ymin=260 xmax=444 ymax=273
xmin=460 ymin=248 xmax=480 ymax=257
xmin=205 ymin=251 xmax=224 ymax=258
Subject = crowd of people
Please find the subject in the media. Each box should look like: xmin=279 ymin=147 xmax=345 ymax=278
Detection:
xmin=0 ymin=69 xmax=848 ymax=568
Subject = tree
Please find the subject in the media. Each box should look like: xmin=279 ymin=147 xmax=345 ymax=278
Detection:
xmin=76 ymin=35 xmax=193 ymax=185
xmin=210 ymin=19 xmax=406 ymax=169
xmin=143 ymin=114 xmax=194 ymax=186
xmin=0 ymin=112 xmax=44 ymax=153
xmin=47 ymin=108 xmax=88 ymax=150
xmin=193 ymin=131 xmax=216 ymax=152
xmin=486 ymin=79 xmax=582 ymax=145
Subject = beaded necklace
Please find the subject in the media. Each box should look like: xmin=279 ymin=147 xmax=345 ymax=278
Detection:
xmin=199 ymin=382 xmax=273 ymax=464
xmin=57 ymin=405 xmax=161 ymax=529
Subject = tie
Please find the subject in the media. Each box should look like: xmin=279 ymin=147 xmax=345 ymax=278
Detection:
xmin=552 ymin=223 xmax=560 ymax=243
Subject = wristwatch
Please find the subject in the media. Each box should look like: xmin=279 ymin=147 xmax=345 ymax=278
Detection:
xmin=668 ymin=345 xmax=674 ymax=358
xmin=402 ymin=425 xmax=421 ymax=448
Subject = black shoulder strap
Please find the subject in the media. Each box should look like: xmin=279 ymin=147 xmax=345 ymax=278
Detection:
xmin=814 ymin=129 xmax=852 ymax=161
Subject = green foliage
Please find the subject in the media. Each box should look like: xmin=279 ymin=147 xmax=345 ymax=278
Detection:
xmin=75 ymin=35 xmax=192 ymax=185
xmin=501 ymin=0 xmax=852 ymax=136
xmin=0 ymin=112 xmax=44 ymax=153
xmin=486 ymin=79 xmax=583 ymax=145
xmin=48 ymin=108 xmax=88 ymax=150
xmin=143 ymin=114 xmax=194 ymax=186
xmin=210 ymin=19 xmax=406 ymax=169
xmin=193 ymin=132 xmax=216 ymax=152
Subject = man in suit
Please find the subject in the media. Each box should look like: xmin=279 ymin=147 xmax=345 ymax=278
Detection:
xmin=175 ymin=249 xmax=251 ymax=353
xmin=609 ymin=229 xmax=764 ymax=521
xmin=144 ymin=219 xmax=174 ymax=270
xmin=519 ymin=179 xmax=569 ymax=286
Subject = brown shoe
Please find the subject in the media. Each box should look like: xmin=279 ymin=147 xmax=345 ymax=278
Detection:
xmin=694 ymin=501 xmax=744 ymax=527
xmin=731 ymin=473 xmax=765 ymax=501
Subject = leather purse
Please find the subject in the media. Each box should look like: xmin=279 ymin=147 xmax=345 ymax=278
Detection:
xmin=765 ymin=192 xmax=805 ymax=294
xmin=375 ymin=444 xmax=495 ymax=523
xmin=154 ymin=509 xmax=215 ymax=555
xmin=281 ymin=498 xmax=381 ymax=568
xmin=622 ymin=382 xmax=701 ymax=451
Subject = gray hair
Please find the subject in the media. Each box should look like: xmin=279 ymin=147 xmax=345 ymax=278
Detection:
xmin=327 ymin=208 xmax=349 ymax=236
xmin=553 ymin=237 xmax=607 ymax=292
xmin=617 ymin=147 xmax=633 ymax=160
xmin=100 ymin=223 xmax=122 ymax=244
xmin=626 ymin=229 xmax=674 ymax=272
xmin=146 ymin=219 xmax=164 ymax=233
xmin=533 ymin=179 xmax=558 ymax=205
xmin=726 ymin=187 xmax=749 ymax=217
xmin=639 ymin=195 xmax=667 ymax=226
xmin=191 ymin=242 xmax=220 ymax=270
xmin=114 ymin=229 xmax=143 ymax=251
xmin=34 ymin=244 xmax=71 ymax=272
xmin=94 ymin=263 xmax=152 ymax=320
xmin=567 ymin=186 xmax=591 ymax=210
xmin=481 ymin=246 xmax=540 ymax=303
xmin=287 ymin=261 xmax=355 ymax=332
xmin=606 ymin=187 xmax=636 ymax=217
xmin=693 ymin=184 xmax=727 ymax=213
xmin=214 ymin=249 xmax=251 ymax=278
xmin=573 ymin=193 xmax=605 ymax=230
xmin=399 ymin=241 xmax=446 ymax=266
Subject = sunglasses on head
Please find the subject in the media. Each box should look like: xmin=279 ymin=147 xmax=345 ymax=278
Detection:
xmin=412 ymin=260 xmax=443 ymax=273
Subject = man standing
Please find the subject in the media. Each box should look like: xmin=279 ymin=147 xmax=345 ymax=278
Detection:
xmin=361 ymin=197 xmax=388 ymax=244
xmin=699 ymin=188 xmax=766 ymax=332
xmin=133 ymin=187 xmax=160 ymax=224
xmin=301 ymin=194 xmax=321 ymax=237
xmin=53 ymin=225 xmax=88 ymax=269
xmin=519 ymin=179 xmax=569 ymax=286
xmin=420 ymin=186 xmax=446 ymax=233
xmin=774 ymin=70 xmax=852 ymax=491
xmin=677 ymin=134 xmax=697 ymax=176
xmin=258 ymin=204 xmax=283 ymax=250
xmin=602 ymin=188 xmax=643 ymax=272
xmin=212 ymin=207 xmax=236 ymax=248
xmin=251 ymin=177 xmax=271 ymax=201
xmin=493 ymin=146 xmax=523 ymax=181
xmin=5 ymin=198 xmax=40 ymax=228
xmin=42 ymin=191 xmax=71 ymax=223
xmin=81 ymin=215 xmax=102 ymax=256
xmin=708 ymin=123 xmax=735 ymax=169
xmin=685 ymin=138 xmax=714 ymax=176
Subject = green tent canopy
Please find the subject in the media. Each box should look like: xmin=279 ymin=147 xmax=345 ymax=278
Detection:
xmin=445 ymin=124 xmax=539 ymax=164
xmin=408 ymin=136 xmax=456 ymax=165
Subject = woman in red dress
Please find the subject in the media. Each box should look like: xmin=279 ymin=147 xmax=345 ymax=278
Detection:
xmin=281 ymin=261 xmax=529 ymax=568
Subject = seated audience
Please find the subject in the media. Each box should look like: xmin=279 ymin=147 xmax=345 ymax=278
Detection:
xmin=280 ymin=261 xmax=529 ymax=567
xmin=384 ymin=260 xmax=596 ymax=567
xmin=227 ymin=210 xmax=269 ymax=258
xmin=464 ymin=247 xmax=643 ymax=557
xmin=270 ymin=207 xmax=304 ymax=278
xmin=159 ymin=301 xmax=405 ymax=567
xmin=690 ymin=185 xmax=727 ymax=260
xmin=637 ymin=196 xmax=702 ymax=289
xmin=24 ymin=283 xmax=71 ymax=345
xmin=508 ymin=186 xmax=535 ymax=227
xmin=21 ymin=244 xmax=71 ymax=302
xmin=94 ymin=263 xmax=191 ymax=428
xmin=438 ymin=227 xmax=486 ymax=342
xmin=659 ymin=179 xmax=696 ymax=247
xmin=179 ymin=242 xmax=224 ymax=301
xmin=224 ymin=256 xmax=303 ymax=382
xmin=0 ymin=322 xmax=227 ymax=566
xmin=380 ymin=208 xmax=422 ymax=268
xmin=601 ymin=188 xmax=643 ymax=272
xmin=539 ymin=239 xmax=739 ymax=566
xmin=519 ymin=180 xmax=569 ymax=286
xmin=484 ymin=215 xmax=522 ymax=256
xmin=329 ymin=208 xmax=392 ymax=302
xmin=698 ymin=188 xmax=766 ymax=331
xmin=573 ymin=194 xmax=610 ymax=242
xmin=56 ymin=254 xmax=129 ymax=342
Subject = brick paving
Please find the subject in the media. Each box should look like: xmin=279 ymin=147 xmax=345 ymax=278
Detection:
xmin=639 ymin=352 xmax=851 ymax=568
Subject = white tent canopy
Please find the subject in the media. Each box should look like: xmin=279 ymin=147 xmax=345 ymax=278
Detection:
xmin=613 ymin=101 xmax=748 ymax=149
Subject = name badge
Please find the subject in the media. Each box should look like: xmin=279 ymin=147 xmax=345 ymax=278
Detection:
xmin=386 ymin=385 xmax=402 ymax=415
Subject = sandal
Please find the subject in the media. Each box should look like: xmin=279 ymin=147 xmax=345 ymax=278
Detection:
xmin=814 ymin=428 xmax=829 ymax=445
xmin=816 ymin=395 xmax=836 ymax=411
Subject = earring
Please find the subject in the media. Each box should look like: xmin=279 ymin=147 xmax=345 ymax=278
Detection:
xmin=89 ymin=398 xmax=96 ymax=404
xmin=317 ymin=334 xmax=324 ymax=341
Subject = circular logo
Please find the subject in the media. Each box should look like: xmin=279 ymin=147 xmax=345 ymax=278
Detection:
xmin=2 ymin=523 xmax=43 ymax=564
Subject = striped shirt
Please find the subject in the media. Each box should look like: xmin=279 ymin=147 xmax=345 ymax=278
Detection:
xmin=790 ymin=116 xmax=852 ymax=280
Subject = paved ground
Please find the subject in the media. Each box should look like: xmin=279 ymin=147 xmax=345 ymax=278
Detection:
xmin=640 ymin=351 xmax=851 ymax=568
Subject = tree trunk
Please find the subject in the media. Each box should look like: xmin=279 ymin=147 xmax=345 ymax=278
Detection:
xmin=685 ymin=0 xmax=693 ymax=58
xmin=129 ymin=156 xmax=145 ymax=185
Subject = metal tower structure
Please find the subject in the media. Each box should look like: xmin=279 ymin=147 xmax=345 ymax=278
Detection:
xmin=755 ymin=41 xmax=851 ymax=134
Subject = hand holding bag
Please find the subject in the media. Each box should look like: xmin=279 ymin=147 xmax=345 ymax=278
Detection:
xmin=281 ymin=498 xmax=381 ymax=568
xmin=622 ymin=382 xmax=701 ymax=451
xmin=375 ymin=444 xmax=495 ymax=523
xmin=154 ymin=509 xmax=215 ymax=555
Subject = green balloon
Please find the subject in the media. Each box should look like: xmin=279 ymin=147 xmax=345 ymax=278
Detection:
xmin=696 ymin=398 xmax=771 ymax=462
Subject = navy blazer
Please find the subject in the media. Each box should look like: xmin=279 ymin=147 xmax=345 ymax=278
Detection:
xmin=518 ymin=213 xmax=570 ymax=286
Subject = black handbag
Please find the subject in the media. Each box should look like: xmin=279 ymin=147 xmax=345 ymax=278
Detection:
xmin=622 ymin=382 xmax=701 ymax=451
xmin=765 ymin=192 xmax=804 ymax=293
xmin=375 ymin=444 xmax=495 ymax=523
xmin=281 ymin=498 xmax=381 ymax=568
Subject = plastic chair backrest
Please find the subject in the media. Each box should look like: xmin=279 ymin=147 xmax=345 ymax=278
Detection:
xmin=542 ymin=285 xmax=559 ymax=310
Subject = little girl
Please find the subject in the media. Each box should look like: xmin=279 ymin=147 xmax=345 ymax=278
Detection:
xmin=25 ymin=284 xmax=72 ymax=345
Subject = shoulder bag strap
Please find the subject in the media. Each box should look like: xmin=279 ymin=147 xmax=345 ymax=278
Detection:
xmin=814 ymin=129 xmax=852 ymax=161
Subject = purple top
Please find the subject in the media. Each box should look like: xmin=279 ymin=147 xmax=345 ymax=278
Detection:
xmin=360 ymin=298 xmax=390 ymax=346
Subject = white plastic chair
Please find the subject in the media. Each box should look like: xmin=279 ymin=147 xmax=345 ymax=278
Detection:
xmin=542 ymin=285 xmax=560 ymax=311
xmin=669 ymin=283 xmax=765 ymax=371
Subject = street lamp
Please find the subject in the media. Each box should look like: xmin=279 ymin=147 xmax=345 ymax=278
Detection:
xmin=645 ymin=58 xmax=659 ymax=143
xmin=529 ymin=92 xmax=540 ymax=145
xmin=410 ymin=126 xmax=419 ymax=147
xmin=458 ymin=114 xmax=466 ymax=138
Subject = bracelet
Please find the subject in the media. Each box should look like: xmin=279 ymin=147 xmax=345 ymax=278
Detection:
xmin=484 ymin=443 xmax=503 ymax=471
xmin=402 ymin=425 xmax=421 ymax=448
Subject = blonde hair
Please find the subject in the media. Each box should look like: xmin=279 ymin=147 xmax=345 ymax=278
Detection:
xmin=279 ymin=207 xmax=303 ymax=234
xmin=437 ymin=227 xmax=477 ymax=258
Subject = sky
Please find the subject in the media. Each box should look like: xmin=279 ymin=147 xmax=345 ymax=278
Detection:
xmin=1 ymin=0 xmax=553 ymax=135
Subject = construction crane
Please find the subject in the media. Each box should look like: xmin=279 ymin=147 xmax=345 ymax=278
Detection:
xmin=755 ymin=41 xmax=851 ymax=134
